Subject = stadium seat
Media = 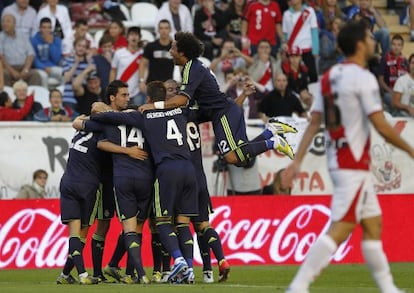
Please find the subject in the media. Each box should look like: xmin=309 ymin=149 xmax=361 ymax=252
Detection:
xmin=27 ymin=86 xmax=50 ymax=108
xmin=198 ymin=56 xmax=211 ymax=68
xmin=2 ymin=86 xmax=15 ymax=102
xmin=141 ymin=29 xmax=155 ymax=43
xmin=130 ymin=3 xmax=158 ymax=30
xmin=119 ymin=3 xmax=131 ymax=21
xmin=94 ymin=29 xmax=105 ymax=46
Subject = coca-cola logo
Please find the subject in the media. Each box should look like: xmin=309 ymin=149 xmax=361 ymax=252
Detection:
xmin=0 ymin=209 xmax=68 ymax=268
xmin=194 ymin=204 xmax=353 ymax=264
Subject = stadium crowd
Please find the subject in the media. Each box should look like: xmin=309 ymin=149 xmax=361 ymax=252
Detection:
xmin=0 ymin=0 xmax=413 ymax=121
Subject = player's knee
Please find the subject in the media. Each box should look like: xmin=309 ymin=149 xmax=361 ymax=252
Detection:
xmin=361 ymin=217 xmax=382 ymax=240
xmin=155 ymin=216 xmax=172 ymax=225
xmin=194 ymin=221 xmax=210 ymax=232
xmin=95 ymin=219 xmax=111 ymax=236
xmin=175 ymin=215 xmax=190 ymax=224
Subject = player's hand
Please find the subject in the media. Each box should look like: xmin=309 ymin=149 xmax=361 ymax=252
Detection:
xmin=280 ymin=161 xmax=300 ymax=190
xmin=138 ymin=103 xmax=155 ymax=113
xmin=91 ymin=102 xmax=112 ymax=113
xmin=126 ymin=146 xmax=148 ymax=160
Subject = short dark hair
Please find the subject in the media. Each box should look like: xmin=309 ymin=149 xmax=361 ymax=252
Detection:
xmin=175 ymin=32 xmax=204 ymax=60
xmin=391 ymin=34 xmax=404 ymax=44
xmin=99 ymin=34 xmax=114 ymax=47
xmin=147 ymin=81 xmax=167 ymax=102
xmin=49 ymin=88 xmax=62 ymax=99
xmin=106 ymin=80 xmax=128 ymax=105
xmin=127 ymin=26 xmax=141 ymax=37
xmin=39 ymin=17 xmax=52 ymax=26
xmin=408 ymin=53 xmax=414 ymax=65
xmin=75 ymin=19 xmax=88 ymax=27
xmin=33 ymin=169 xmax=48 ymax=180
xmin=337 ymin=20 xmax=369 ymax=57
xmin=0 ymin=91 xmax=10 ymax=106
xmin=158 ymin=19 xmax=171 ymax=28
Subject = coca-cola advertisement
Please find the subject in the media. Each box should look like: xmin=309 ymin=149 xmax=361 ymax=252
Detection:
xmin=1 ymin=195 xmax=413 ymax=269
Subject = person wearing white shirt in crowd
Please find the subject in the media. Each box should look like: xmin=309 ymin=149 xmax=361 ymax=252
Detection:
xmin=110 ymin=26 xmax=145 ymax=105
xmin=391 ymin=53 xmax=414 ymax=117
xmin=36 ymin=0 xmax=73 ymax=56
xmin=1 ymin=0 xmax=37 ymax=38
xmin=67 ymin=19 xmax=97 ymax=56
xmin=155 ymin=0 xmax=193 ymax=38
xmin=282 ymin=0 xmax=319 ymax=83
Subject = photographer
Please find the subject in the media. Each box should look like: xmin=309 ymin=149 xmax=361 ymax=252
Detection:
xmin=210 ymin=39 xmax=252 ymax=88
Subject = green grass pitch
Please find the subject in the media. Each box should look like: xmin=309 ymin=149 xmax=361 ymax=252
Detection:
xmin=0 ymin=263 xmax=412 ymax=292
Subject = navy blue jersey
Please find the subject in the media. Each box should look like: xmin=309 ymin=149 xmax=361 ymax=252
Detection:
xmin=102 ymin=123 xmax=153 ymax=181
xmin=91 ymin=109 xmax=190 ymax=165
xmin=187 ymin=104 xmax=203 ymax=173
xmin=179 ymin=59 xmax=231 ymax=111
xmin=62 ymin=121 xmax=105 ymax=184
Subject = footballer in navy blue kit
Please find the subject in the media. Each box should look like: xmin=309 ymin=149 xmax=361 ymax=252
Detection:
xmin=58 ymin=121 xmax=105 ymax=285
xmin=139 ymin=32 xmax=298 ymax=166
xmin=91 ymin=81 xmax=198 ymax=283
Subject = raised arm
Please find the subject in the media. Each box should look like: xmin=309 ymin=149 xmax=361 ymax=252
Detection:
xmin=97 ymin=140 xmax=148 ymax=161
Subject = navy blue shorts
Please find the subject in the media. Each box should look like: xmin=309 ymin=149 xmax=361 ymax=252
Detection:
xmin=60 ymin=178 xmax=99 ymax=226
xmin=96 ymin=176 xmax=115 ymax=220
xmin=114 ymin=176 xmax=152 ymax=222
xmin=212 ymin=103 xmax=248 ymax=158
xmin=153 ymin=159 xmax=198 ymax=218
xmin=192 ymin=168 xmax=213 ymax=223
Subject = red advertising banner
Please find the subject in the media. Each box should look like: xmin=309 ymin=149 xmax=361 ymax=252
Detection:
xmin=0 ymin=195 xmax=413 ymax=269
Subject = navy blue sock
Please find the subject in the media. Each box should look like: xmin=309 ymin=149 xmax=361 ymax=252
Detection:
xmin=157 ymin=222 xmax=182 ymax=260
xmin=124 ymin=232 xmax=145 ymax=278
xmin=197 ymin=232 xmax=212 ymax=271
xmin=161 ymin=245 xmax=171 ymax=272
xmin=240 ymin=141 xmax=270 ymax=160
xmin=151 ymin=233 xmax=163 ymax=272
xmin=125 ymin=254 xmax=135 ymax=276
xmin=63 ymin=238 xmax=85 ymax=275
xmin=203 ymin=227 xmax=225 ymax=262
xmin=176 ymin=223 xmax=194 ymax=268
xmin=91 ymin=233 xmax=105 ymax=277
xmin=108 ymin=233 xmax=126 ymax=268
xmin=68 ymin=236 xmax=86 ymax=275
xmin=251 ymin=129 xmax=273 ymax=142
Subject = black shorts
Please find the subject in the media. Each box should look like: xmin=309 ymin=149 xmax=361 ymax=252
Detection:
xmin=60 ymin=178 xmax=99 ymax=226
xmin=96 ymin=176 xmax=115 ymax=220
xmin=153 ymin=159 xmax=198 ymax=218
xmin=192 ymin=168 xmax=213 ymax=223
xmin=114 ymin=176 xmax=152 ymax=222
xmin=212 ymin=103 xmax=249 ymax=158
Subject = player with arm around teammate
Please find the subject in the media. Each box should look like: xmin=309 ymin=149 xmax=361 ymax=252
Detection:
xmin=139 ymin=32 xmax=298 ymax=167
xmin=282 ymin=20 xmax=414 ymax=293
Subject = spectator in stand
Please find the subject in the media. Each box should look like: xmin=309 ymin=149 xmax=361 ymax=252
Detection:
xmin=34 ymin=88 xmax=78 ymax=121
xmin=36 ymin=0 xmax=73 ymax=56
xmin=225 ymin=69 xmax=262 ymax=119
xmin=391 ymin=54 xmax=414 ymax=117
xmin=31 ymin=17 xmax=63 ymax=89
xmin=155 ymin=0 xmax=194 ymax=38
xmin=1 ymin=0 xmax=38 ymax=38
xmin=0 ymin=90 xmax=34 ymax=121
xmin=73 ymin=69 xmax=104 ymax=115
xmin=282 ymin=0 xmax=319 ymax=83
xmin=262 ymin=168 xmax=291 ymax=195
xmin=0 ymin=14 xmax=42 ymax=87
xmin=346 ymin=0 xmax=390 ymax=56
xmin=16 ymin=169 xmax=48 ymax=199
xmin=93 ymin=34 xmax=114 ymax=90
xmin=11 ymin=80 xmax=43 ymax=121
xmin=139 ymin=19 xmax=175 ymax=95
xmin=319 ymin=17 xmax=344 ymax=74
xmin=282 ymin=46 xmax=313 ymax=110
xmin=210 ymin=39 xmax=252 ymax=86
xmin=225 ymin=0 xmax=246 ymax=48
xmin=258 ymin=73 xmax=307 ymax=120
xmin=106 ymin=20 xmax=128 ymax=51
xmin=241 ymin=0 xmax=283 ymax=56
xmin=110 ymin=26 xmax=145 ymax=105
xmin=316 ymin=0 xmax=344 ymax=30
xmin=62 ymin=37 xmax=94 ymax=111
xmin=378 ymin=34 xmax=408 ymax=112
xmin=194 ymin=0 xmax=229 ymax=60
xmin=68 ymin=19 xmax=98 ymax=56
xmin=0 ymin=59 xmax=3 ymax=91
xmin=248 ymin=39 xmax=282 ymax=93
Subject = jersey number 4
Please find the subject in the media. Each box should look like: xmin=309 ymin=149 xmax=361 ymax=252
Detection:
xmin=167 ymin=119 xmax=184 ymax=146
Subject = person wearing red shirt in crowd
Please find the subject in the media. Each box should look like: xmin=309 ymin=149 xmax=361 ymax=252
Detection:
xmin=242 ymin=0 xmax=284 ymax=56
xmin=0 ymin=90 xmax=34 ymax=121
xmin=282 ymin=46 xmax=313 ymax=110
xmin=378 ymin=34 xmax=408 ymax=112
xmin=106 ymin=20 xmax=128 ymax=51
